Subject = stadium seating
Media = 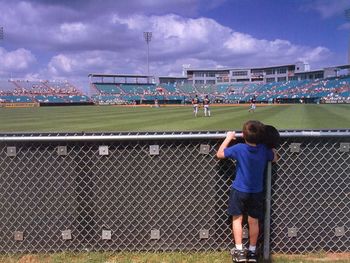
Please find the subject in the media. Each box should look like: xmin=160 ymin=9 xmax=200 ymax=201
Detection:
xmin=3 ymin=74 xmax=349 ymax=106
xmin=34 ymin=95 xmax=66 ymax=103
xmin=120 ymin=84 xmax=157 ymax=94
xmin=94 ymin=84 xmax=122 ymax=94
xmin=62 ymin=95 xmax=90 ymax=103
xmin=0 ymin=95 xmax=33 ymax=103
xmin=0 ymin=79 xmax=90 ymax=105
xmin=194 ymin=85 xmax=216 ymax=95
xmin=143 ymin=95 xmax=157 ymax=101
xmin=159 ymin=84 xmax=177 ymax=93
xmin=88 ymin=76 xmax=349 ymax=104
xmin=177 ymin=84 xmax=196 ymax=94
xmin=121 ymin=95 xmax=142 ymax=101
xmin=216 ymin=84 xmax=230 ymax=93
xmin=166 ymin=95 xmax=184 ymax=101
xmin=225 ymin=94 xmax=243 ymax=102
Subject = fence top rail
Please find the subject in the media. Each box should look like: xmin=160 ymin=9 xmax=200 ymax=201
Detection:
xmin=0 ymin=130 xmax=349 ymax=142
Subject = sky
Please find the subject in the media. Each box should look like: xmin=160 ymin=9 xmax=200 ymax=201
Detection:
xmin=0 ymin=0 xmax=350 ymax=93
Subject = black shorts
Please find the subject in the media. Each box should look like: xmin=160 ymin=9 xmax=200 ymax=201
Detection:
xmin=227 ymin=188 xmax=264 ymax=220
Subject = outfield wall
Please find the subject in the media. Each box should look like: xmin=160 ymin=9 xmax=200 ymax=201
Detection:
xmin=0 ymin=102 xmax=39 ymax=108
xmin=0 ymin=131 xmax=349 ymax=259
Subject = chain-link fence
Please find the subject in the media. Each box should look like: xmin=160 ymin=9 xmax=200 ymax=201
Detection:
xmin=0 ymin=131 xmax=349 ymax=259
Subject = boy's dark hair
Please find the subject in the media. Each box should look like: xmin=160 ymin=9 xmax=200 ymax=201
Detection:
xmin=262 ymin=124 xmax=280 ymax=148
xmin=243 ymin=120 xmax=264 ymax=144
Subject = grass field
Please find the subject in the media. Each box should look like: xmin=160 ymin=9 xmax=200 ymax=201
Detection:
xmin=2 ymin=251 xmax=350 ymax=263
xmin=0 ymin=104 xmax=349 ymax=132
xmin=1 ymin=103 xmax=349 ymax=263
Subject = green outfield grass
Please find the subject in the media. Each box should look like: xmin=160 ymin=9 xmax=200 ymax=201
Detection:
xmin=0 ymin=104 xmax=349 ymax=132
xmin=1 ymin=251 xmax=349 ymax=263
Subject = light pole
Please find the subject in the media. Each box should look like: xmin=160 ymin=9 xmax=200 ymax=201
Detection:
xmin=143 ymin=32 xmax=152 ymax=83
xmin=346 ymin=9 xmax=350 ymax=74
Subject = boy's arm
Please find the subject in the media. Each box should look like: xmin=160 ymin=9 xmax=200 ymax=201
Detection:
xmin=216 ymin=131 xmax=236 ymax=159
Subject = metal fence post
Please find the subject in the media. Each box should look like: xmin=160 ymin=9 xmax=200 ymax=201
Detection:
xmin=264 ymin=162 xmax=272 ymax=262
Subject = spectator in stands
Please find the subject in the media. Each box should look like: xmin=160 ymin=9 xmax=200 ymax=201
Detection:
xmin=216 ymin=121 xmax=278 ymax=263
xmin=203 ymin=95 xmax=211 ymax=117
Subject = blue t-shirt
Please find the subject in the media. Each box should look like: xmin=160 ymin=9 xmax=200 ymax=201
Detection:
xmin=224 ymin=143 xmax=274 ymax=193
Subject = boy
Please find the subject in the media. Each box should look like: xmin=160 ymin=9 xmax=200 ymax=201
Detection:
xmin=216 ymin=120 xmax=278 ymax=263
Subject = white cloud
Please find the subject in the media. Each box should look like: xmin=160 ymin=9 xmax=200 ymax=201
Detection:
xmin=42 ymin=13 xmax=333 ymax=81
xmin=297 ymin=46 xmax=330 ymax=64
xmin=48 ymin=54 xmax=75 ymax=74
xmin=24 ymin=72 xmax=42 ymax=81
xmin=57 ymin=22 xmax=88 ymax=42
xmin=224 ymin=32 xmax=258 ymax=54
xmin=0 ymin=2 xmax=336 ymax=85
xmin=0 ymin=48 xmax=36 ymax=72
xmin=110 ymin=14 xmax=332 ymax=67
xmin=303 ymin=0 xmax=350 ymax=18
xmin=338 ymin=22 xmax=350 ymax=30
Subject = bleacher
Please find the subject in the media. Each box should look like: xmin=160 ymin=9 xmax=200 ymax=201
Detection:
xmin=216 ymin=84 xmax=230 ymax=94
xmin=35 ymin=95 xmax=66 ymax=103
xmin=194 ymin=85 xmax=216 ymax=95
xmin=177 ymin=84 xmax=196 ymax=94
xmin=0 ymin=95 xmax=33 ymax=103
xmin=2 ymin=73 xmax=345 ymax=106
xmin=166 ymin=95 xmax=184 ymax=101
xmin=46 ymin=81 xmax=74 ymax=90
xmin=120 ymin=84 xmax=157 ymax=94
xmin=63 ymin=95 xmax=90 ymax=103
xmin=159 ymin=84 xmax=177 ymax=93
xmin=121 ymin=95 xmax=142 ymax=102
xmin=94 ymin=83 xmax=122 ymax=94
xmin=0 ymin=79 xmax=92 ymax=105
xmin=241 ymin=83 xmax=260 ymax=94
xmin=143 ymin=95 xmax=157 ymax=101
xmin=14 ymin=80 xmax=48 ymax=90
xmin=225 ymin=94 xmax=243 ymax=102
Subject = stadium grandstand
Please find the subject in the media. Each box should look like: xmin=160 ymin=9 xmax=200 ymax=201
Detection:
xmin=0 ymin=79 xmax=92 ymax=106
xmin=1 ymin=62 xmax=350 ymax=107
xmin=89 ymin=73 xmax=188 ymax=105
xmin=89 ymin=62 xmax=350 ymax=105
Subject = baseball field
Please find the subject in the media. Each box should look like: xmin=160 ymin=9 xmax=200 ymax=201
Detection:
xmin=0 ymin=103 xmax=349 ymax=263
xmin=0 ymin=104 xmax=349 ymax=132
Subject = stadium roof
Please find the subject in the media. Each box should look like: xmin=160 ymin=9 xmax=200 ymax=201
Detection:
xmin=185 ymin=63 xmax=296 ymax=72
xmin=185 ymin=64 xmax=350 ymax=73
xmin=185 ymin=68 xmax=230 ymax=71
xmin=323 ymin=64 xmax=350 ymax=70
xmin=88 ymin=73 xmax=152 ymax=78
xmin=298 ymin=64 xmax=350 ymax=74
xmin=158 ymin=76 xmax=187 ymax=79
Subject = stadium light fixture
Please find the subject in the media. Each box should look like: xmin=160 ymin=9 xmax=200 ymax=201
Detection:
xmin=345 ymin=9 xmax=350 ymax=19
xmin=143 ymin=32 xmax=152 ymax=82
xmin=346 ymin=9 xmax=350 ymax=69
xmin=0 ymin=27 xmax=3 ymax=40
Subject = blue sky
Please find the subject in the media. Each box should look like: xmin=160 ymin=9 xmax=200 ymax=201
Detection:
xmin=0 ymin=0 xmax=349 ymax=91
